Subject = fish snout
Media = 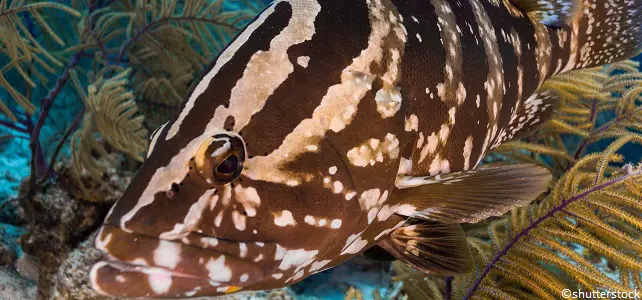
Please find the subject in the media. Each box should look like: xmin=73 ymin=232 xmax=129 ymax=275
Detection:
xmin=90 ymin=225 xmax=275 ymax=298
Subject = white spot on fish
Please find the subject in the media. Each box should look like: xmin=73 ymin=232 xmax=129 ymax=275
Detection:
xmin=330 ymin=219 xmax=342 ymax=229
xmin=278 ymin=249 xmax=319 ymax=271
xmin=304 ymin=215 xmax=315 ymax=225
xmin=347 ymin=134 xmax=399 ymax=167
xmin=240 ymin=274 xmax=249 ymax=283
xmin=375 ymin=87 xmax=403 ymax=118
xmin=405 ymin=114 xmax=419 ymax=132
xmin=329 ymin=166 xmax=337 ymax=175
xmin=341 ymin=235 xmax=368 ymax=255
xmin=147 ymin=269 xmax=173 ymax=294
xmin=239 ymin=243 xmax=247 ymax=258
xmin=206 ymin=256 xmax=232 ymax=282
xmin=297 ymin=56 xmax=310 ymax=68
xmin=232 ymin=210 xmax=247 ymax=231
xmin=274 ymin=210 xmax=296 ymax=227
xmin=367 ymin=208 xmax=378 ymax=224
xmin=333 ymin=181 xmax=343 ymax=193
xmin=397 ymin=204 xmax=418 ymax=216
xmin=201 ymin=237 xmax=219 ymax=247
xmin=463 ymin=135 xmax=474 ymax=170
xmin=310 ymin=260 xmax=332 ymax=273
xmin=429 ymin=154 xmax=450 ymax=176
xmin=153 ymin=240 xmax=181 ymax=269
xmin=345 ymin=191 xmax=357 ymax=200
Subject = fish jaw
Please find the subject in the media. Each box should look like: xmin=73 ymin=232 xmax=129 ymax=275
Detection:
xmin=90 ymin=224 xmax=277 ymax=298
xmin=90 ymin=261 xmax=241 ymax=298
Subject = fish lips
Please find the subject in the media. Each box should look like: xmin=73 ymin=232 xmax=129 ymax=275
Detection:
xmin=90 ymin=224 xmax=275 ymax=298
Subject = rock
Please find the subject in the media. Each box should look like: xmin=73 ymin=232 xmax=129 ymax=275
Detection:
xmin=0 ymin=243 xmax=14 ymax=267
xmin=50 ymin=232 xmax=120 ymax=300
xmin=0 ymin=223 xmax=27 ymax=269
xmin=58 ymin=155 xmax=134 ymax=204
xmin=0 ymin=267 xmax=36 ymax=299
xmin=15 ymin=253 xmax=40 ymax=282
xmin=20 ymin=185 xmax=109 ymax=299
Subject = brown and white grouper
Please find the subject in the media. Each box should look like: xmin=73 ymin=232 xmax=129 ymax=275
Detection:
xmin=89 ymin=0 xmax=642 ymax=297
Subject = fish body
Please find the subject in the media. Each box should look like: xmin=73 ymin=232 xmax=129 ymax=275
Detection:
xmin=90 ymin=0 xmax=642 ymax=298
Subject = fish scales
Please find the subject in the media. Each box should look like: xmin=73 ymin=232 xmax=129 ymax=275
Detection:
xmin=89 ymin=0 xmax=642 ymax=298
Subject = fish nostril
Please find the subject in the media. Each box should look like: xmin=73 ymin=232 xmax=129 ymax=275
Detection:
xmin=166 ymin=183 xmax=180 ymax=198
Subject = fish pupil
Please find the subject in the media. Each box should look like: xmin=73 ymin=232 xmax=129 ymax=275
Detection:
xmin=217 ymin=154 xmax=239 ymax=175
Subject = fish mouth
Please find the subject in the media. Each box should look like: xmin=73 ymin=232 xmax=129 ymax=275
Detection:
xmin=90 ymin=225 xmax=276 ymax=298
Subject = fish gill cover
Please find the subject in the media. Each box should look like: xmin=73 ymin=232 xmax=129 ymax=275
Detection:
xmin=0 ymin=0 xmax=640 ymax=299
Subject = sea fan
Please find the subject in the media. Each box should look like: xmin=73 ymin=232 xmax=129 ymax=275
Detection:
xmin=393 ymin=60 xmax=642 ymax=299
xmin=69 ymin=67 xmax=147 ymax=198
xmin=0 ymin=0 xmax=80 ymax=121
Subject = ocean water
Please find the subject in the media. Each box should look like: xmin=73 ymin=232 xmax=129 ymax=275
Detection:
xmin=1 ymin=0 xmax=641 ymax=299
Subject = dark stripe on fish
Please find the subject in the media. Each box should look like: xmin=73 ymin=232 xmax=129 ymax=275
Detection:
xmin=240 ymin=0 xmax=372 ymax=155
xmin=441 ymin=0 xmax=490 ymax=171
xmin=392 ymin=0 xmax=449 ymax=176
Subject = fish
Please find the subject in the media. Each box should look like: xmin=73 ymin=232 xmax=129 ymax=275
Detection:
xmin=89 ymin=0 xmax=642 ymax=298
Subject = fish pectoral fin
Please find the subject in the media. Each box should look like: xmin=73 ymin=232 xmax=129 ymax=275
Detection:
xmin=379 ymin=220 xmax=472 ymax=275
xmin=395 ymin=163 xmax=552 ymax=224
xmin=507 ymin=0 xmax=582 ymax=27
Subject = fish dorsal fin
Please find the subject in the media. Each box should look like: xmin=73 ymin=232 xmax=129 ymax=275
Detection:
xmin=395 ymin=163 xmax=552 ymax=223
xmin=379 ymin=220 xmax=473 ymax=275
xmin=507 ymin=0 xmax=582 ymax=27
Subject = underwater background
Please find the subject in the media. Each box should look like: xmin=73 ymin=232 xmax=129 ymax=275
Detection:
xmin=0 ymin=0 xmax=641 ymax=299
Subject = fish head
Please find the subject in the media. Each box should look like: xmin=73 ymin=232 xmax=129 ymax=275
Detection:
xmin=89 ymin=0 xmax=410 ymax=297
xmin=88 ymin=122 xmax=365 ymax=298
xmin=89 ymin=119 xmax=405 ymax=298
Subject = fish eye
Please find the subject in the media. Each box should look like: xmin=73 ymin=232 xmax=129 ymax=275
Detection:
xmin=216 ymin=154 xmax=239 ymax=175
xmin=192 ymin=133 xmax=245 ymax=186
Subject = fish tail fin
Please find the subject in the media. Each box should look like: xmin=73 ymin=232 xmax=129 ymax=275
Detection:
xmin=559 ymin=0 xmax=642 ymax=72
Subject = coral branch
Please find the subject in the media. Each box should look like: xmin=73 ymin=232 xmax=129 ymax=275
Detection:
xmin=87 ymin=30 xmax=108 ymax=61
xmin=573 ymin=106 xmax=642 ymax=161
xmin=445 ymin=276 xmax=453 ymax=300
xmin=30 ymin=52 xmax=82 ymax=179
xmin=593 ymin=107 xmax=642 ymax=136
xmin=40 ymin=108 xmax=85 ymax=183
xmin=463 ymin=169 xmax=642 ymax=299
